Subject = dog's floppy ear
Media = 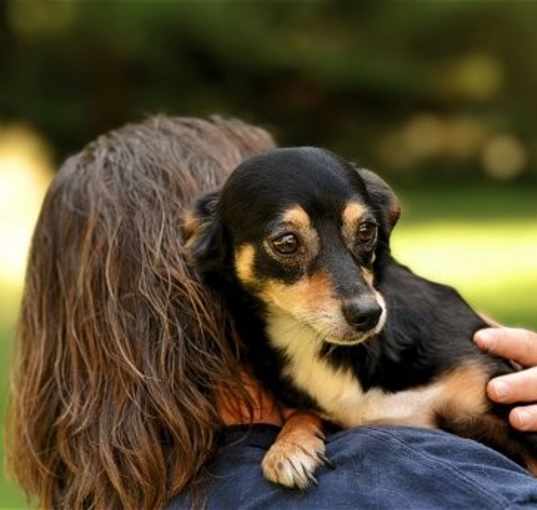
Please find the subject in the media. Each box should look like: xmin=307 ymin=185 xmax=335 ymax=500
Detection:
xmin=354 ymin=166 xmax=401 ymax=235
xmin=183 ymin=190 xmax=227 ymax=273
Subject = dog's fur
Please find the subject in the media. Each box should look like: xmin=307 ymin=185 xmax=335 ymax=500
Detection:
xmin=190 ymin=147 xmax=537 ymax=488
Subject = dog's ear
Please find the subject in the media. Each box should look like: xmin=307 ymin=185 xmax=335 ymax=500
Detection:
xmin=354 ymin=166 xmax=401 ymax=234
xmin=183 ymin=191 xmax=227 ymax=273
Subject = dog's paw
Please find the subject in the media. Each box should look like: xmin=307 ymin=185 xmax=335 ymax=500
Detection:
xmin=261 ymin=431 xmax=332 ymax=489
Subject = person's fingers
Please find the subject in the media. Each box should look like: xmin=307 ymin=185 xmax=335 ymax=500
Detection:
xmin=510 ymin=404 xmax=537 ymax=432
xmin=487 ymin=366 xmax=537 ymax=404
xmin=474 ymin=328 xmax=537 ymax=367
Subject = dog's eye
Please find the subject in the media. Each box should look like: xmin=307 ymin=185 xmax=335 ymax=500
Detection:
xmin=358 ymin=222 xmax=377 ymax=243
xmin=271 ymin=233 xmax=299 ymax=255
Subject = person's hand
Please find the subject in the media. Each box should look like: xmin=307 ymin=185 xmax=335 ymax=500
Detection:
xmin=474 ymin=327 xmax=537 ymax=431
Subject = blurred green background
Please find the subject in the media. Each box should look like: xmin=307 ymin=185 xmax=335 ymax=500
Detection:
xmin=1 ymin=2 xmax=536 ymax=507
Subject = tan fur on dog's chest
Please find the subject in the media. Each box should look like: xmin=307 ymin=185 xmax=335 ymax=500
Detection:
xmin=267 ymin=311 xmax=489 ymax=429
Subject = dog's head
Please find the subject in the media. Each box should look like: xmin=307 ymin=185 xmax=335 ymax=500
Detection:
xmin=189 ymin=147 xmax=400 ymax=346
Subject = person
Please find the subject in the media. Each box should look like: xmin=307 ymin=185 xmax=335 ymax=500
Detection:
xmin=7 ymin=115 xmax=537 ymax=509
xmin=7 ymin=116 xmax=276 ymax=510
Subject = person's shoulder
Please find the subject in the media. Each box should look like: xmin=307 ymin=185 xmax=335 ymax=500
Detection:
xmin=167 ymin=425 xmax=537 ymax=510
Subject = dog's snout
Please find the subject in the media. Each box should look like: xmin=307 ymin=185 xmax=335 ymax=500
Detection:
xmin=341 ymin=297 xmax=382 ymax=331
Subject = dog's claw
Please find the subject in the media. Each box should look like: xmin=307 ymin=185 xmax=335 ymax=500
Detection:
xmin=314 ymin=431 xmax=325 ymax=441
xmin=318 ymin=452 xmax=336 ymax=470
xmin=299 ymin=463 xmax=318 ymax=487
xmin=307 ymin=469 xmax=319 ymax=486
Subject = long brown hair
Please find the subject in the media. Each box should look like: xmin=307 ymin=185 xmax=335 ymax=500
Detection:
xmin=6 ymin=116 xmax=275 ymax=509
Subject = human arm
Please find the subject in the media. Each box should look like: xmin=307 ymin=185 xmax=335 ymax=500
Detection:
xmin=217 ymin=371 xmax=283 ymax=427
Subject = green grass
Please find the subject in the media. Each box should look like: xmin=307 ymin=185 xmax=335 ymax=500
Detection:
xmin=0 ymin=325 xmax=27 ymax=509
xmin=0 ymin=184 xmax=535 ymax=507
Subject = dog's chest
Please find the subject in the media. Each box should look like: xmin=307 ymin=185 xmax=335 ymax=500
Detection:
xmin=267 ymin=313 xmax=440 ymax=428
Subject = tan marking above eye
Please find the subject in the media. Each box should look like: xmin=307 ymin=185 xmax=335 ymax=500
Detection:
xmin=235 ymin=244 xmax=256 ymax=284
xmin=341 ymin=201 xmax=367 ymax=243
xmin=281 ymin=205 xmax=311 ymax=230
xmin=270 ymin=205 xmax=319 ymax=260
xmin=342 ymin=202 xmax=366 ymax=225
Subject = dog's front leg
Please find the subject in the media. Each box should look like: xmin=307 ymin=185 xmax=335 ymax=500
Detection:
xmin=261 ymin=410 xmax=333 ymax=489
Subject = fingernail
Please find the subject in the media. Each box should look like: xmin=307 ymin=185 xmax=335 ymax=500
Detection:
xmin=513 ymin=409 xmax=531 ymax=430
xmin=490 ymin=380 xmax=509 ymax=401
xmin=475 ymin=330 xmax=495 ymax=349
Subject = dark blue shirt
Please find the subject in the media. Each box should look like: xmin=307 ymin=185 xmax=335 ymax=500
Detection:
xmin=168 ymin=425 xmax=537 ymax=509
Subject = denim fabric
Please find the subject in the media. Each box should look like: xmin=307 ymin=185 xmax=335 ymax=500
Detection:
xmin=168 ymin=425 xmax=537 ymax=509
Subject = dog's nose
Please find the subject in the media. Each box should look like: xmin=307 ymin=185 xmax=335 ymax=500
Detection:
xmin=341 ymin=298 xmax=382 ymax=331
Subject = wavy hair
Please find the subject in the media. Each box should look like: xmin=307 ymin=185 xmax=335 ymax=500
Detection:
xmin=6 ymin=116 xmax=275 ymax=509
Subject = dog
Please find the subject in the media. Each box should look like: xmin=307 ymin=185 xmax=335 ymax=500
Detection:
xmin=189 ymin=146 xmax=537 ymax=488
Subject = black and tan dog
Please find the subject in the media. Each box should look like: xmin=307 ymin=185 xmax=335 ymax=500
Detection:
xmin=189 ymin=147 xmax=537 ymax=488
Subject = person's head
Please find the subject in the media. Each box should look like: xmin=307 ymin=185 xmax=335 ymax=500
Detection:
xmin=7 ymin=116 xmax=275 ymax=509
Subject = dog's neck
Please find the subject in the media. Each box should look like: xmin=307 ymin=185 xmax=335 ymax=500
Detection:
xmin=264 ymin=307 xmax=367 ymax=420
xmin=265 ymin=307 xmax=325 ymax=360
xmin=262 ymin=305 xmax=450 ymax=430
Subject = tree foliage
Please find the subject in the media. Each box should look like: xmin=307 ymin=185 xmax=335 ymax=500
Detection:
xmin=2 ymin=1 xmax=537 ymax=181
